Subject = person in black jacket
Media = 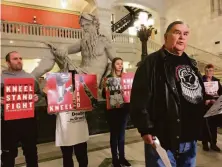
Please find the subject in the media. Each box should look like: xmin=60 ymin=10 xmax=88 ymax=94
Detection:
xmin=130 ymin=21 xmax=206 ymax=167
xmin=202 ymin=64 xmax=222 ymax=152
xmin=102 ymin=57 xmax=131 ymax=167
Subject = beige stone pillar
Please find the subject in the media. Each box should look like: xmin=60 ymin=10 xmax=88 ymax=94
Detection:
xmin=159 ymin=17 xmax=167 ymax=44
xmin=95 ymin=7 xmax=112 ymax=40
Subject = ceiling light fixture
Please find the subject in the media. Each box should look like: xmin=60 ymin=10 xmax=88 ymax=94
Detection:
xmin=128 ymin=11 xmax=157 ymax=66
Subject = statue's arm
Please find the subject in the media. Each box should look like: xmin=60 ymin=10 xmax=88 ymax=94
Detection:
xmin=31 ymin=57 xmax=55 ymax=78
xmin=98 ymin=36 xmax=116 ymax=88
xmin=106 ymin=47 xmax=116 ymax=62
xmin=104 ymin=36 xmax=116 ymax=61
xmin=67 ymin=40 xmax=81 ymax=54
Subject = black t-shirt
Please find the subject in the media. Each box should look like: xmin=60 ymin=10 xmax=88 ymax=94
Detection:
xmin=165 ymin=50 xmax=204 ymax=142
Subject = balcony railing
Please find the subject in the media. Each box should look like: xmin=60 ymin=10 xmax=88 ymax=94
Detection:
xmin=0 ymin=21 xmax=160 ymax=50
xmin=1 ymin=21 xmax=83 ymax=39
xmin=112 ymin=33 xmax=138 ymax=43
xmin=1 ymin=21 xmax=222 ymax=70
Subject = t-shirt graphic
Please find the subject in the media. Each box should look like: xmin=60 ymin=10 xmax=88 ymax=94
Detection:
xmin=105 ymin=77 xmax=124 ymax=109
xmin=176 ymin=65 xmax=203 ymax=104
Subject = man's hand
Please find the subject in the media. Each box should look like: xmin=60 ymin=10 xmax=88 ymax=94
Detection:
xmin=34 ymin=94 xmax=39 ymax=102
xmin=53 ymin=46 xmax=68 ymax=58
xmin=205 ymin=99 xmax=216 ymax=105
xmin=1 ymin=97 xmax=4 ymax=105
xmin=205 ymin=100 xmax=211 ymax=105
xmin=42 ymin=86 xmax=48 ymax=94
xmin=142 ymin=134 xmax=154 ymax=145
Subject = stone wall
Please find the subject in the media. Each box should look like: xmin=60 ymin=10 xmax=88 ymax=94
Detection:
xmin=164 ymin=0 xmax=222 ymax=55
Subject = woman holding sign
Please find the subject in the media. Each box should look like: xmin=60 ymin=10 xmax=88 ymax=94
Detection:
xmin=102 ymin=57 xmax=131 ymax=167
xmin=43 ymin=71 xmax=89 ymax=167
xmin=202 ymin=64 xmax=222 ymax=152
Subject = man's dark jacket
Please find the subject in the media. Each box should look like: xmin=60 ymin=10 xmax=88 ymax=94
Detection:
xmin=130 ymin=48 xmax=206 ymax=152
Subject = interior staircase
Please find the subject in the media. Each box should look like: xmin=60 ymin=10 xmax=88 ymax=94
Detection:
xmin=111 ymin=6 xmax=146 ymax=33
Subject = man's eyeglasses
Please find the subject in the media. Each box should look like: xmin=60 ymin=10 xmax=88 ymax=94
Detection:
xmin=205 ymin=69 xmax=214 ymax=72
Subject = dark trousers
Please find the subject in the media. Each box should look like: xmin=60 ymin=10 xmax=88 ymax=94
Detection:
xmin=106 ymin=108 xmax=129 ymax=161
xmin=202 ymin=114 xmax=222 ymax=145
xmin=60 ymin=142 xmax=88 ymax=167
xmin=1 ymin=118 xmax=38 ymax=167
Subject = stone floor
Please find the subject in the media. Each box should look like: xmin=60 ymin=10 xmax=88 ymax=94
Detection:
xmin=17 ymin=129 xmax=222 ymax=167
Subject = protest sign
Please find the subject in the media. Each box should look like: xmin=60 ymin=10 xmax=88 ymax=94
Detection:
xmin=105 ymin=77 xmax=124 ymax=110
xmin=4 ymin=78 xmax=34 ymax=120
xmin=204 ymin=95 xmax=222 ymax=118
xmin=74 ymin=74 xmax=97 ymax=111
xmin=46 ymin=73 xmax=73 ymax=113
xmin=121 ymin=73 xmax=134 ymax=103
xmin=204 ymin=81 xmax=219 ymax=97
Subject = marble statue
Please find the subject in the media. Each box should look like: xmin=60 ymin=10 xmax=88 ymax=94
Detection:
xmin=31 ymin=13 xmax=115 ymax=88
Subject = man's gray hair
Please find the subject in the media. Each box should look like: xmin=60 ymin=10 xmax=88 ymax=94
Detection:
xmin=165 ymin=21 xmax=188 ymax=34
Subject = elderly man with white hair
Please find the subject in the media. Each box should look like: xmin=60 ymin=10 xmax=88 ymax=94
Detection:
xmin=130 ymin=21 xmax=206 ymax=167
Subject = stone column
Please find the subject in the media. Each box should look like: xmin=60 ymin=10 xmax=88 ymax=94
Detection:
xmin=96 ymin=7 xmax=112 ymax=40
xmin=159 ymin=17 xmax=167 ymax=44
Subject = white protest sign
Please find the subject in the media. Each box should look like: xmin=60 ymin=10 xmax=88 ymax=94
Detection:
xmin=204 ymin=95 xmax=222 ymax=118
xmin=204 ymin=81 xmax=219 ymax=96
xmin=154 ymin=138 xmax=172 ymax=167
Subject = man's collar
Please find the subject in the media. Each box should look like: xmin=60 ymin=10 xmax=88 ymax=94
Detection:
xmin=159 ymin=46 xmax=189 ymax=60
xmin=3 ymin=69 xmax=25 ymax=75
xmin=164 ymin=48 xmax=180 ymax=56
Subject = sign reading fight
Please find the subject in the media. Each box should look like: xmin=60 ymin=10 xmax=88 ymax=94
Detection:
xmin=121 ymin=73 xmax=134 ymax=103
xmin=4 ymin=78 xmax=34 ymax=120
xmin=74 ymin=74 xmax=97 ymax=111
xmin=105 ymin=77 xmax=124 ymax=110
xmin=46 ymin=73 xmax=74 ymax=113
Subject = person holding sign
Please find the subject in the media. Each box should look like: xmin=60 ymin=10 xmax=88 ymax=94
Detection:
xmin=43 ymin=70 xmax=89 ymax=167
xmin=202 ymin=64 xmax=222 ymax=152
xmin=102 ymin=57 xmax=131 ymax=167
xmin=1 ymin=51 xmax=41 ymax=167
